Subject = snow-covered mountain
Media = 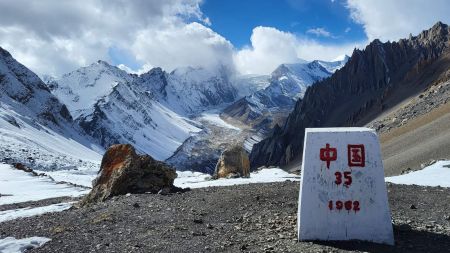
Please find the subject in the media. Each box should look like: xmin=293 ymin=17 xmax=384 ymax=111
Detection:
xmin=50 ymin=62 xmax=203 ymax=161
xmin=0 ymin=47 xmax=102 ymax=171
xmin=77 ymin=81 xmax=201 ymax=161
xmin=232 ymin=74 xmax=271 ymax=98
xmin=222 ymin=57 xmax=349 ymax=128
xmin=48 ymin=60 xmax=134 ymax=119
xmin=136 ymin=65 xmax=238 ymax=115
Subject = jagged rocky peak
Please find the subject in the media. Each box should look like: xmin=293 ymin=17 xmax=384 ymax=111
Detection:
xmin=0 ymin=46 xmax=73 ymax=126
xmin=416 ymin=21 xmax=449 ymax=44
xmin=135 ymin=67 xmax=168 ymax=97
xmin=249 ymin=22 xmax=450 ymax=169
xmin=51 ymin=59 xmax=133 ymax=119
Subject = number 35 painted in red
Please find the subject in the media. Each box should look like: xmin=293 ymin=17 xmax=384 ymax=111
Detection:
xmin=334 ymin=171 xmax=352 ymax=186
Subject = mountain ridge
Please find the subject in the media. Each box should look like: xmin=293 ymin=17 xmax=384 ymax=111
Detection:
xmin=250 ymin=22 xmax=450 ymax=168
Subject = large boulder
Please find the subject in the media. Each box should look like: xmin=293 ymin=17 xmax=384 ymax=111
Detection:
xmin=82 ymin=144 xmax=177 ymax=205
xmin=213 ymin=146 xmax=250 ymax=179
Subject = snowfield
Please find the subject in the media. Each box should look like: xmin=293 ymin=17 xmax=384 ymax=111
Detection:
xmin=0 ymin=237 xmax=51 ymax=253
xmin=174 ymin=168 xmax=300 ymax=189
xmin=386 ymin=160 xmax=450 ymax=187
xmin=0 ymin=202 xmax=73 ymax=223
xmin=0 ymin=164 xmax=88 ymax=205
xmin=199 ymin=111 xmax=241 ymax=131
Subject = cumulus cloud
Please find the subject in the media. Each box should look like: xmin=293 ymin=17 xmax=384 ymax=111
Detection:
xmin=132 ymin=22 xmax=234 ymax=72
xmin=234 ymin=26 xmax=364 ymax=75
xmin=0 ymin=0 xmax=230 ymax=76
xmin=346 ymin=0 xmax=450 ymax=41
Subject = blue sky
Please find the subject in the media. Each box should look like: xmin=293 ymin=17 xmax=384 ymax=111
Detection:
xmin=202 ymin=0 xmax=367 ymax=48
xmin=1 ymin=0 xmax=449 ymax=76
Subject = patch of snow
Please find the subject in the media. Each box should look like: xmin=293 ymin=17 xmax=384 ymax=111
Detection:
xmin=35 ymin=169 xmax=96 ymax=188
xmin=0 ymin=202 xmax=73 ymax=223
xmin=0 ymin=164 xmax=88 ymax=205
xmin=200 ymin=112 xmax=240 ymax=131
xmin=0 ymin=237 xmax=51 ymax=253
xmin=174 ymin=168 xmax=299 ymax=189
xmin=386 ymin=160 xmax=450 ymax=187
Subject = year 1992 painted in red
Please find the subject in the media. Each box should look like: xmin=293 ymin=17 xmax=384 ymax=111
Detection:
xmin=328 ymin=200 xmax=360 ymax=213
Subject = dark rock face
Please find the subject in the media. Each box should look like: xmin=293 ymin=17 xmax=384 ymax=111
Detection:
xmin=213 ymin=146 xmax=250 ymax=179
xmin=250 ymin=22 xmax=450 ymax=168
xmin=0 ymin=47 xmax=73 ymax=127
xmin=82 ymin=144 xmax=177 ymax=205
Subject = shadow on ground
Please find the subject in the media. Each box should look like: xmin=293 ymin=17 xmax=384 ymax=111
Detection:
xmin=315 ymin=225 xmax=450 ymax=253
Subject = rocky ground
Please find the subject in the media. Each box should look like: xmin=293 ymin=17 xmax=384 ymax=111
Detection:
xmin=1 ymin=182 xmax=450 ymax=252
xmin=369 ymin=78 xmax=450 ymax=134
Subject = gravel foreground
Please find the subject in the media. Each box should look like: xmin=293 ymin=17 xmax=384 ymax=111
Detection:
xmin=1 ymin=182 xmax=450 ymax=253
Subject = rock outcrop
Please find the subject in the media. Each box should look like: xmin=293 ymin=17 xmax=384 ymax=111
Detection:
xmin=213 ymin=146 xmax=250 ymax=179
xmin=250 ymin=22 xmax=450 ymax=168
xmin=82 ymin=144 xmax=177 ymax=205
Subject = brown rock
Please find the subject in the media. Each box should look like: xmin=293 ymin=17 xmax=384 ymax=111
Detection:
xmin=81 ymin=144 xmax=177 ymax=205
xmin=213 ymin=146 xmax=250 ymax=179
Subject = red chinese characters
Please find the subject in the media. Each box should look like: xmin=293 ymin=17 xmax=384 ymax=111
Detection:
xmin=347 ymin=144 xmax=365 ymax=167
xmin=320 ymin=143 xmax=337 ymax=169
xmin=322 ymin=143 xmax=366 ymax=213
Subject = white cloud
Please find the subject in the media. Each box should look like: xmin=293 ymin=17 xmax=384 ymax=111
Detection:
xmin=234 ymin=27 xmax=300 ymax=75
xmin=0 ymin=0 xmax=226 ymax=76
xmin=346 ymin=0 xmax=450 ymax=41
xmin=132 ymin=22 xmax=234 ymax=72
xmin=234 ymin=26 xmax=365 ymax=75
xmin=306 ymin=27 xmax=332 ymax=37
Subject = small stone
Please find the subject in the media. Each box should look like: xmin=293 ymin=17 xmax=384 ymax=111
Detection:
xmin=240 ymin=244 xmax=247 ymax=250
xmin=206 ymin=223 xmax=214 ymax=229
xmin=192 ymin=231 xmax=206 ymax=236
xmin=444 ymin=215 xmax=450 ymax=221
xmin=193 ymin=218 xmax=203 ymax=224
xmin=410 ymin=204 xmax=417 ymax=209
xmin=125 ymin=193 xmax=131 ymax=197
xmin=132 ymin=202 xmax=140 ymax=208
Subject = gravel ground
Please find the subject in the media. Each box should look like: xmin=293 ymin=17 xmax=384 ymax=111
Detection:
xmin=1 ymin=182 xmax=450 ymax=252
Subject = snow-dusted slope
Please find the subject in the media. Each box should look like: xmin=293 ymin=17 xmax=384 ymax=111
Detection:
xmin=222 ymin=57 xmax=349 ymax=127
xmin=49 ymin=60 xmax=133 ymax=118
xmin=137 ymin=65 xmax=238 ymax=115
xmin=0 ymin=47 xmax=102 ymax=171
xmin=252 ymin=57 xmax=349 ymax=108
xmin=232 ymin=74 xmax=270 ymax=98
xmin=49 ymin=62 xmax=241 ymax=161
xmin=78 ymin=81 xmax=201 ymax=160
xmin=49 ymin=62 xmax=205 ymax=161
